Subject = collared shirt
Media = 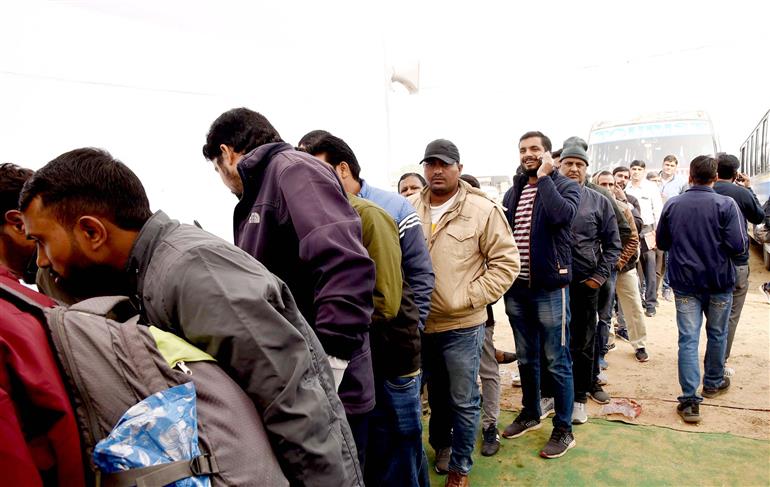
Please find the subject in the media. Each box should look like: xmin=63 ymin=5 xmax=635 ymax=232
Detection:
xmin=626 ymin=179 xmax=663 ymax=226
xmin=658 ymin=173 xmax=688 ymax=202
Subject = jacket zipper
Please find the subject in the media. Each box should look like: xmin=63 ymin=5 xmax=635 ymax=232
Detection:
xmin=49 ymin=307 xmax=100 ymax=451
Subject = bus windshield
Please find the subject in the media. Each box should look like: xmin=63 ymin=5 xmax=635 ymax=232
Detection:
xmin=589 ymin=134 xmax=717 ymax=174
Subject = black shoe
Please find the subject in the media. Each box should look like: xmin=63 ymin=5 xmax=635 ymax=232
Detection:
xmin=702 ymin=377 xmax=731 ymax=398
xmin=615 ymin=328 xmax=630 ymax=342
xmin=481 ymin=424 xmax=501 ymax=456
xmin=434 ymin=447 xmax=451 ymax=474
xmin=635 ymin=348 xmax=649 ymax=362
xmin=589 ymin=385 xmax=611 ymax=404
xmin=539 ymin=427 xmax=576 ymax=458
xmin=644 ymin=307 xmax=656 ymax=317
xmin=677 ymin=401 xmax=701 ymax=423
xmin=502 ymin=415 xmax=541 ymax=439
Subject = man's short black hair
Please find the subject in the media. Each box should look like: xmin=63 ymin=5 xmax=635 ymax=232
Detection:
xmin=0 ymin=163 xmax=34 ymax=217
xmin=716 ymin=152 xmax=740 ymax=180
xmin=551 ymin=148 xmax=562 ymax=159
xmin=202 ymin=108 xmax=283 ymax=161
xmin=19 ymin=148 xmax=152 ymax=230
xmin=663 ymin=155 xmax=678 ymax=165
xmin=519 ymin=131 xmax=552 ymax=152
xmin=307 ymin=134 xmax=361 ymax=182
xmin=595 ymin=170 xmax=613 ymax=178
xmin=612 ymin=166 xmax=630 ymax=175
xmin=297 ymin=130 xmax=332 ymax=152
xmin=460 ymin=174 xmax=480 ymax=188
xmin=630 ymin=160 xmax=646 ymax=169
xmin=689 ymin=155 xmax=717 ymax=185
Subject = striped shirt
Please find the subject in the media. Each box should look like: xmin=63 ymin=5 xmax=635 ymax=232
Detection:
xmin=513 ymin=184 xmax=538 ymax=280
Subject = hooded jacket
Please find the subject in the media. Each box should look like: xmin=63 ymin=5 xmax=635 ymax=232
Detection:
xmin=232 ymin=142 xmax=376 ymax=415
xmin=128 ymin=212 xmax=364 ymax=487
xmin=502 ymin=171 xmax=582 ymax=291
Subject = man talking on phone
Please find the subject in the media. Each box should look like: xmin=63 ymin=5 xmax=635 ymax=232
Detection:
xmin=500 ymin=132 xmax=582 ymax=458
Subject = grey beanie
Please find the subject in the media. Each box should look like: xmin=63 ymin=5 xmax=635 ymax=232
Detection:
xmin=560 ymin=143 xmax=589 ymax=165
xmin=563 ymin=136 xmax=588 ymax=150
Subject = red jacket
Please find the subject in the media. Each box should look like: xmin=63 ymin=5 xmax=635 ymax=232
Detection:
xmin=0 ymin=266 xmax=84 ymax=486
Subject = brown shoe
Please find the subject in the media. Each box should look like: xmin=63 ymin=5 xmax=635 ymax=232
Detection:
xmin=445 ymin=470 xmax=470 ymax=487
xmin=495 ymin=349 xmax=517 ymax=364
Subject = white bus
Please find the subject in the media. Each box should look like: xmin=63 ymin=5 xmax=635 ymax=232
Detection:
xmin=587 ymin=111 xmax=719 ymax=176
xmin=739 ymin=108 xmax=770 ymax=270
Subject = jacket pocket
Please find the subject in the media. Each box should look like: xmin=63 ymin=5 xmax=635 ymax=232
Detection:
xmin=445 ymin=225 xmax=477 ymax=260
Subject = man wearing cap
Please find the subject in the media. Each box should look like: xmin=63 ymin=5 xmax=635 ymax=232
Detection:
xmin=500 ymin=131 xmax=581 ymax=459
xmin=408 ymin=139 xmax=519 ymax=487
xmin=557 ymin=143 xmax=621 ymax=424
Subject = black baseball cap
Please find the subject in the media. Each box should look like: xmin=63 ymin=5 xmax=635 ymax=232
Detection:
xmin=421 ymin=138 xmax=460 ymax=164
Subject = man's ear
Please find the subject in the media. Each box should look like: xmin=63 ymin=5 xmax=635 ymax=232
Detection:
xmin=219 ymin=145 xmax=241 ymax=168
xmin=3 ymin=210 xmax=26 ymax=235
xmin=75 ymin=216 xmax=109 ymax=251
xmin=337 ymin=161 xmax=350 ymax=179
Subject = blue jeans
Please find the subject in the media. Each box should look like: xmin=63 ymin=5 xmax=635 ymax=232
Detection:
xmin=674 ymin=290 xmax=732 ymax=404
xmin=595 ymin=270 xmax=617 ymax=382
xmin=366 ymin=374 xmax=429 ymax=487
xmin=505 ymin=283 xmax=574 ymax=431
xmin=424 ymin=324 xmax=485 ymax=475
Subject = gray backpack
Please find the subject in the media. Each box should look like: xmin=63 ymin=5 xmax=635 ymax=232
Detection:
xmin=0 ymin=286 xmax=289 ymax=487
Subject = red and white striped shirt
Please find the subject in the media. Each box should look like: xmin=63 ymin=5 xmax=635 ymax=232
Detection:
xmin=513 ymin=184 xmax=538 ymax=281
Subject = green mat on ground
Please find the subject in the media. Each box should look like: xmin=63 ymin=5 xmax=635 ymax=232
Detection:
xmin=424 ymin=410 xmax=770 ymax=486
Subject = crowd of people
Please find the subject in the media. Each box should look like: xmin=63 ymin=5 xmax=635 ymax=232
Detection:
xmin=1 ymin=107 xmax=768 ymax=487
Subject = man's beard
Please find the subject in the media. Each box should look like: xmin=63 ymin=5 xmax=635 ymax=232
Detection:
xmin=524 ymin=167 xmax=539 ymax=177
xmin=51 ymin=245 xmax=129 ymax=300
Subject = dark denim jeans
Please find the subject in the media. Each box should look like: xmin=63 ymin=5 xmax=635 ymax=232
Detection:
xmin=424 ymin=324 xmax=485 ymax=475
xmin=366 ymin=374 xmax=430 ymax=487
xmin=569 ymin=281 xmax=600 ymax=403
xmin=674 ymin=290 xmax=732 ymax=404
xmin=639 ymin=248 xmax=658 ymax=310
xmin=505 ymin=283 xmax=574 ymax=431
xmin=594 ymin=270 xmax=617 ymax=382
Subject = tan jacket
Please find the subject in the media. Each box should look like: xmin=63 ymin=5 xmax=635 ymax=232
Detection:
xmin=409 ymin=181 xmax=520 ymax=333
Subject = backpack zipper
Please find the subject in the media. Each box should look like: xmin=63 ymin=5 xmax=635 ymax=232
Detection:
xmin=175 ymin=360 xmax=192 ymax=375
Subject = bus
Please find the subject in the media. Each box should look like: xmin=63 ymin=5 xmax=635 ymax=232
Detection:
xmin=587 ymin=111 xmax=719 ymax=176
xmin=739 ymin=108 xmax=770 ymax=270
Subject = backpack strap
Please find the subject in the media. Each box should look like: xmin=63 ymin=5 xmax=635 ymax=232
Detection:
xmin=98 ymin=454 xmax=219 ymax=487
xmin=69 ymin=296 xmax=132 ymax=316
xmin=0 ymin=282 xmax=48 ymax=315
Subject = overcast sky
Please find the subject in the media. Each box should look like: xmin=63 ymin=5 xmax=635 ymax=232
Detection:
xmin=1 ymin=0 xmax=768 ymax=239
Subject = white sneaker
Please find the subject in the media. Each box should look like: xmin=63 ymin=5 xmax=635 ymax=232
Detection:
xmin=724 ymin=366 xmax=735 ymax=378
xmin=512 ymin=363 xmax=521 ymax=387
xmin=540 ymin=397 xmax=555 ymax=420
xmin=572 ymin=402 xmax=588 ymax=424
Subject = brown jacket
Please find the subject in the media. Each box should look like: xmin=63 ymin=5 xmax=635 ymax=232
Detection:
xmin=409 ymin=181 xmax=520 ymax=333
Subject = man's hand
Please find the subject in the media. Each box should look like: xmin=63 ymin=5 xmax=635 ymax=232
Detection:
xmin=736 ymin=173 xmax=751 ymax=188
xmin=537 ymin=152 xmax=554 ymax=179
xmin=584 ymin=278 xmax=601 ymax=289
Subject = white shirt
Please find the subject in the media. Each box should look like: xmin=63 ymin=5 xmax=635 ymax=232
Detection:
xmin=430 ymin=191 xmax=459 ymax=230
xmin=626 ymin=179 xmax=663 ymax=226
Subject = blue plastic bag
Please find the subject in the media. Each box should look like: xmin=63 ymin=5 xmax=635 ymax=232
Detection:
xmin=93 ymin=382 xmax=209 ymax=487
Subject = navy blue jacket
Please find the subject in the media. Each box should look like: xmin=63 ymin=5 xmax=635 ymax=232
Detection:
xmin=657 ymin=186 xmax=747 ymax=294
xmin=713 ymin=181 xmax=765 ymax=266
xmin=502 ymin=171 xmax=582 ymax=291
xmin=571 ymin=186 xmax=622 ymax=285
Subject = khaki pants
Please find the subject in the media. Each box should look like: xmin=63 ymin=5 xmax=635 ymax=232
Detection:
xmin=615 ymin=268 xmax=647 ymax=349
